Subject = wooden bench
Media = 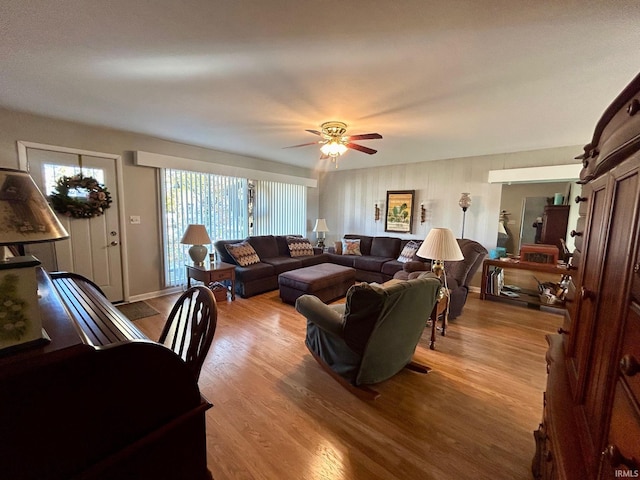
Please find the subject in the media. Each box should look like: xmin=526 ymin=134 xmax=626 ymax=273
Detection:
xmin=49 ymin=271 xmax=146 ymax=346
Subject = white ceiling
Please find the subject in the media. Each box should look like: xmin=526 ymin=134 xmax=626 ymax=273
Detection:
xmin=2 ymin=1 xmax=640 ymax=171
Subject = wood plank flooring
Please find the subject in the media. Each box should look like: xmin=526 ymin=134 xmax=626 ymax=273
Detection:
xmin=135 ymin=290 xmax=560 ymax=480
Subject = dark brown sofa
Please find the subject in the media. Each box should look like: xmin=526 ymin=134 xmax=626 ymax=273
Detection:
xmin=326 ymin=234 xmax=427 ymax=283
xmin=214 ymin=235 xmax=327 ymax=298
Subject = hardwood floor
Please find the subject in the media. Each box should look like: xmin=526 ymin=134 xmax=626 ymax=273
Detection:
xmin=136 ymin=290 xmax=559 ymax=480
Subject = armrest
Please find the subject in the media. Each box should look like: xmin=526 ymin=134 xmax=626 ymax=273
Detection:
xmin=295 ymin=295 xmax=345 ymax=336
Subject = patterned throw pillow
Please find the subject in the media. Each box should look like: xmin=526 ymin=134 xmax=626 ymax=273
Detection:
xmin=341 ymin=238 xmax=362 ymax=256
xmin=397 ymin=240 xmax=421 ymax=263
xmin=287 ymin=237 xmax=314 ymax=257
xmin=225 ymin=241 xmax=260 ymax=267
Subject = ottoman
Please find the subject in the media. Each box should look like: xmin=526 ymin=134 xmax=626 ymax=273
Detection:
xmin=278 ymin=264 xmax=356 ymax=305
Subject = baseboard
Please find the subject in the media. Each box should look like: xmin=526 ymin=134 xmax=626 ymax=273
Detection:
xmin=468 ymin=286 xmax=481 ymax=294
xmin=127 ymin=286 xmax=183 ymax=303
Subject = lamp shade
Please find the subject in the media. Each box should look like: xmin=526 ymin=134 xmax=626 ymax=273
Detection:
xmin=313 ymin=218 xmax=329 ymax=233
xmin=417 ymin=228 xmax=464 ymax=261
xmin=180 ymin=224 xmax=211 ymax=245
xmin=0 ymin=168 xmax=69 ymax=245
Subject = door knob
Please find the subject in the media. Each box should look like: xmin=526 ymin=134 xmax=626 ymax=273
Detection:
xmin=110 ymin=241 xmax=119 ymax=246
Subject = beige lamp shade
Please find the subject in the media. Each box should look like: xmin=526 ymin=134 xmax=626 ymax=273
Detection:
xmin=313 ymin=218 xmax=329 ymax=233
xmin=180 ymin=224 xmax=211 ymax=266
xmin=0 ymin=168 xmax=69 ymax=246
xmin=180 ymin=224 xmax=211 ymax=245
xmin=417 ymin=227 xmax=464 ymax=261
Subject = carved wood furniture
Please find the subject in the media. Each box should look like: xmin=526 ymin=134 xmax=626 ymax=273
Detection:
xmin=539 ymin=205 xmax=570 ymax=253
xmin=0 ymin=269 xmax=212 ymax=480
xmin=532 ymin=72 xmax=640 ymax=479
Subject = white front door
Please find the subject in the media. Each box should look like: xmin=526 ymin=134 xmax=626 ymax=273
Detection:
xmin=23 ymin=147 xmax=125 ymax=302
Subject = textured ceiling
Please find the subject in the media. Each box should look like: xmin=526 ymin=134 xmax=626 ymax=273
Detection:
xmin=2 ymin=0 xmax=640 ymax=171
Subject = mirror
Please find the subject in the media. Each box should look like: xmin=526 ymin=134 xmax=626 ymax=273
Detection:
xmin=499 ymin=182 xmax=572 ymax=255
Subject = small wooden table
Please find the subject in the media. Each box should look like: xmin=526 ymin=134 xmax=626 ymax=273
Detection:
xmin=429 ymin=289 xmax=449 ymax=350
xmin=186 ymin=261 xmax=236 ymax=301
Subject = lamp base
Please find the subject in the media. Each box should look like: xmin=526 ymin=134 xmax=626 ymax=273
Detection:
xmin=431 ymin=260 xmax=444 ymax=278
xmin=188 ymin=245 xmax=208 ymax=266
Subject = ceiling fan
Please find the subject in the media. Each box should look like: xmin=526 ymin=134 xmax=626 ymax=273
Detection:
xmin=284 ymin=121 xmax=382 ymax=166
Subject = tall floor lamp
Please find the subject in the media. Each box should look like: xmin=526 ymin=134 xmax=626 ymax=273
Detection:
xmin=416 ymin=227 xmax=464 ymax=335
xmin=458 ymin=193 xmax=471 ymax=239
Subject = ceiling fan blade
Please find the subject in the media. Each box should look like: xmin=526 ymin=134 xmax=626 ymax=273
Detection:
xmin=283 ymin=141 xmax=321 ymax=149
xmin=305 ymin=129 xmax=323 ymax=136
xmin=346 ymin=133 xmax=382 ymax=141
xmin=346 ymin=143 xmax=377 ymax=155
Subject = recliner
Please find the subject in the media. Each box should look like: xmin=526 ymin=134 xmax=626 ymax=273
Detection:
xmin=295 ymin=276 xmax=441 ymax=399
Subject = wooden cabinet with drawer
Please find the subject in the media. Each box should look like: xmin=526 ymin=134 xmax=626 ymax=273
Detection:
xmin=534 ymin=72 xmax=640 ymax=480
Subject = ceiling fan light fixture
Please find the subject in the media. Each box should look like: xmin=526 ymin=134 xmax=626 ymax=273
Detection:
xmin=320 ymin=141 xmax=347 ymax=157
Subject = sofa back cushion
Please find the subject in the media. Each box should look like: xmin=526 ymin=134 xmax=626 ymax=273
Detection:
xmin=371 ymin=237 xmax=401 ymax=258
xmin=276 ymin=235 xmax=302 ymax=256
xmin=344 ymin=234 xmax=373 ymax=256
xmin=248 ymin=235 xmax=279 ymax=259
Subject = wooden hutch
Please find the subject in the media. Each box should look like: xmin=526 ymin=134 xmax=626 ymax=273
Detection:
xmin=532 ymin=73 xmax=640 ymax=478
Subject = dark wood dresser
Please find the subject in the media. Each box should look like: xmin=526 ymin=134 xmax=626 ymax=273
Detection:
xmin=0 ymin=269 xmax=212 ymax=480
xmin=540 ymin=205 xmax=570 ymax=253
xmin=532 ymin=73 xmax=640 ymax=479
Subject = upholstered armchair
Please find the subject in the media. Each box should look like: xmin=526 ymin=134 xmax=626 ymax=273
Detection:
xmin=295 ymin=276 xmax=441 ymax=399
xmin=393 ymin=238 xmax=487 ymax=320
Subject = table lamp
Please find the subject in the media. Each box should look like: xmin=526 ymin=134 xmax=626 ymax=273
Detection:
xmin=0 ymin=168 xmax=69 ymax=353
xmin=313 ymin=218 xmax=329 ymax=249
xmin=180 ymin=224 xmax=211 ymax=266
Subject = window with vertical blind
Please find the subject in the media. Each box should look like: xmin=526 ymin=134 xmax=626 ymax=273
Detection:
xmin=161 ymin=170 xmax=306 ymax=287
xmin=252 ymin=180 xmax=306 ymax=236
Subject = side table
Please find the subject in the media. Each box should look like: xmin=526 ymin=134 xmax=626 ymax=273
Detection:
xmin=429 ymin=289 xmax=449 ymax=350
xmin=186 ymin=262 xmax=236 ymax=301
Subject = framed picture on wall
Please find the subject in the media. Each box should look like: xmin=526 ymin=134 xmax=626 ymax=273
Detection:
xmin=385 ymin=190 xmax=415 ymax=233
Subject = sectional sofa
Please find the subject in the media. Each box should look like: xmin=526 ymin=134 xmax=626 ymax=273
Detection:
xmin=214 ymin=234 xmax=487 ymax=320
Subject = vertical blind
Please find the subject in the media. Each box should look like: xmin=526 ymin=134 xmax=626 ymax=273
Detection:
xmin=162 ymin=169 xmax=247 ymax=287
xmin=162 ymin=171 xmax=306 ymax=287
xmin=252 ymin=180 xmax=306 ymax=236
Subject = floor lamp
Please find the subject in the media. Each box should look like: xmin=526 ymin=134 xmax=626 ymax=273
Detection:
xmin=416 ymin=227 xmax=464 ymax=333
xmin=458 ymin=193 xmax=471 ymax=239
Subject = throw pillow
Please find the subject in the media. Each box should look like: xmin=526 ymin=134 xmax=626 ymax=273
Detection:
xmin=286 ymin=236 xmax=314 ymax=257
xmin=341 ymin=238 xmax=362 ymax=256
xmin=225 ymin=241 xmax=260 ymax=267
xmin=397 ymin=240 xmax=421 ymax=263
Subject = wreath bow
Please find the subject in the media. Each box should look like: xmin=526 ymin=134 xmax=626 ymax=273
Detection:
xmin=49 ymin=174 xmax=112 ymax=219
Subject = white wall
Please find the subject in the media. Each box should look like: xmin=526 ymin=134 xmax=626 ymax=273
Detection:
xmin=318 ymin=146 xmax=582 ymax=250
xmin=0 ymin=107 xmax=316 ymax=297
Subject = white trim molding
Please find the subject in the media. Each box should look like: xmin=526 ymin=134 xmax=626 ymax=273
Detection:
xmin=135 ymin=150 xmax=318 ymax=188
xmin=487 ymin=164 xmax=582 ymax=184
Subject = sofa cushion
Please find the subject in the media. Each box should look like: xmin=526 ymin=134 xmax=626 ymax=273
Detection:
xmin=341 ymin=238 xmax=362 ymax=256
xmin=261 ymin=256 xmax=302 ymax=275
xmin=397 ymin=240 xmax=421 ymax=263
xmin=353 ymin=256 xmax=394 ymax=273
xmin=248 ymin=235 xmax=279 ymax=259
xmin=381 ymin=259 xmax=407 ymax=277
xmin=326 ymin=253 xmax=355 ymax=267
xmin=286 ymin=236 xmax=315 ymax=257
xmin=225 ymin=241 xmax=260 ymax=267
xmin=234 ymin=262 xmax=276 ymax=282
xmin=371 ymin=237 xmax=401 ymax=258
xmin=299 ymin=253 xmax=329 ymax=267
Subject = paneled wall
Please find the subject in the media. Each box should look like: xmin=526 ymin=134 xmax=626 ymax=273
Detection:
xmin=317 ymin=146 xmax=581 ymax=250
